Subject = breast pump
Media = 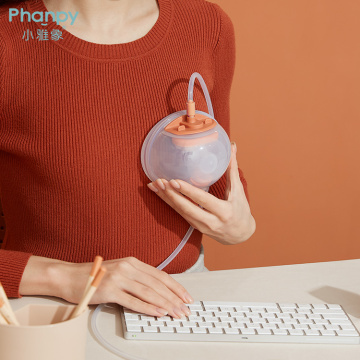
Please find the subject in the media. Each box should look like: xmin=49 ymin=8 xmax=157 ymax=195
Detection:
xmin=91 ymin=72 xmax=232 ymax=359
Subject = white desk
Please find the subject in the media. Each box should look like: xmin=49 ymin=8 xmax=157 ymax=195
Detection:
xmin=9 ymin=259 xmax=360 ymax=360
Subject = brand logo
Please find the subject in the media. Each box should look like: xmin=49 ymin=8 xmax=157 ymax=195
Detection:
xmin=9 ymin=8 xmax=78 ymax=26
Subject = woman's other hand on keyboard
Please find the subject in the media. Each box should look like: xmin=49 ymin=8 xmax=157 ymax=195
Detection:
xmin=24 ymin=256 xmax=193 ymax=318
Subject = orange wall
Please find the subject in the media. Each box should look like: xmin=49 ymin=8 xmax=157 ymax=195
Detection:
xmin=203 ymin=0 xmax=360 ymax=270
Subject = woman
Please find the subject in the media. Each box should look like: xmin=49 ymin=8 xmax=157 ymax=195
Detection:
xmin=0 ymin=0 xmax=255 ymax=319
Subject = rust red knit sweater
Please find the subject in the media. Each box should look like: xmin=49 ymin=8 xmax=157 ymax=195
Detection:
xmin=0 ymin=0 xmax=248 ymax=297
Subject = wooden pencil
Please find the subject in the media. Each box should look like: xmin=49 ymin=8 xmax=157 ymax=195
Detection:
xmin=69 ymin=267 xmax=106 ymax=319
xmin=0 ymin=282 xmax=19 ymax=326
xmin=84 ymin=256 xmax=103 ymax=294
xmin=0 ymin=298 xmax=19 ymax=326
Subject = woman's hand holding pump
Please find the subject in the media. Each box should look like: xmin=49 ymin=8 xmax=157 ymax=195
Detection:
xmin=20 ymin=255 xmax=193 ymax=319
xmin=147 ymin=142 xmax=256 ymax=245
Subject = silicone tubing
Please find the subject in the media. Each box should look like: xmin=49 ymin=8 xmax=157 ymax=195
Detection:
xmin=91 ymin=73 xmax=215 ymax=359
xmin=187 ymin=72 xmax=214 ymax=118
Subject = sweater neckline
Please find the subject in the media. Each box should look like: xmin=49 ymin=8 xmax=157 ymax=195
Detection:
xmin=26 ymin=0 xmax=173 ymax=60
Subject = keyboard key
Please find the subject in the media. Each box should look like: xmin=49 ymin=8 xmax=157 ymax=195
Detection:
xmin=293 ymin=314 xmax=306 ymax=319
xmin=214 ymin=323 xmax=230 ymax=329
xmin=176 ymin=327 xmax=191 ymax=333
xmin=199 ymin=310 xmax=216 ymax=316
xmin=325 ymin=324 xmax=340 ymax=330
xmin=240 ymin=328 xmax=256 ymax=335
xmin=143 ymin=326 xmax=158 ymax=333
xmin=308 ymin=314 xmax=322 ymax=320
xmin=262 ymin=313 xmax=276 ymax=319
xmin=149 ymin=320 xmax=164 ymax=326
xmin=159 ymin=327 xmax=175 ymax=333
xmin=198 ymin=322 xmax=213 ymax=328
xmin=289 ymin=329 xmax=304 ymax=335
xmin=341 ymin=324 xmax=356 ymax=331
xmin=312 ymin=309 xmax=344 ymax=315
xmin=188 ymin=316 xmax=203 ymax=322
xmin=234 ymin=316 xmax=247 ymax=321
xmin=320 ymin=330 xmax=336 ymax=336
xmin=336 ymin=330 xmax=359 ymax=337
xmin=305 ymin=329 xmax=320 ymax=336
xmin=297 ymin=304 xmax=312 ymax=309
xmin=127 ymin=325 xmax=142 ymax=332
xmin=268 ymin=318 xmax=282 ymax=324
xmin=249 ymin=307 xmax=265 ymax=312
xmin=160 ymin=316 xmax=172 ymax=321
xmin=247 ymin=323 xmax=261 ymax=329
xmin=224 ymin=328 xmax=239 ymax=335
xmin=209 ymin=327 xmax=224 ymax=334
xmin=128 ymin=320 xmax=147 ymax=326
xmin=279 ymin=303 xmax=297 ymax=309
xmin=278 ymin=323 xmax=293 ymax=330
xmin=281 ymin=309 xmax=297 ymax=314
xmin=277 ymin=313 xmax=292 ymax=319
xmin=124 ymin=314 xmax=140 ymax=320
xmin=192 ymin=301 xmax=203 ymax=306
xmin=187 ymin=304 xmax=203 ymax=311
xmin=296 ymin=309 xmax=312 ymax=314
xmin=294 ymin=324 xmax=309 ymax=330
xmin=327 ymin=304 xmax=342 ymax=310
xmin=309 ymin=324 xmax=325 ymax=330
xmin=312 ymin=304 xmax=327 ymax=310
xmin=273 ymin=329 xmax=288 ymax=335
xmin=217 ymin=312 xmax=231 ymax=318
xmin=181 ymin=321 xmax=198 ymax=328
xmin=257 ymin=328 xmax=272 ymax=335
xmin=322 ymin=314 xmax=348 ymax=320
xmin=269 ymin=308 xmax=281 ymax=313
xmin=203 ymin=305 xmax=219 ymax=311
xmin=262 ymin=323 xmax=277 ymax=329
xmin=220 ymin=306 xmax=235 ymax=312
xmin=191 ymin=327 xmax=207 ymax=334
xmin=231 ymin=322 xmax=246 ymax=329
xmin=330 ymin=319 xmax=352 ymax=325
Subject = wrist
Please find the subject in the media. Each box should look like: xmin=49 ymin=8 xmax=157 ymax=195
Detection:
xmin=19 ymin=255 xmax=70 ymax=297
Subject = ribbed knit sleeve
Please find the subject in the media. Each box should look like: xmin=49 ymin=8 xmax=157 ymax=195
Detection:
xmin=0 ymin=31 xmax=33 ymax=298
xmin=207 ymin=3 xmax=249 ymax=203
xmin=0 ymin=31 xmax=4 ymax=116
xmin=0 ymin=250 xmax=32 ymax=298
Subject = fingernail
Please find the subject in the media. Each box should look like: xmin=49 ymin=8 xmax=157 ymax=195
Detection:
xmin=173 ymin=307 xmax=185 ymax=318
xmin=184 ymin=293 xmax=194 ymax=304
xmin=156 ymin=179 xmax=166 ymax=190
xmin=169 ymin=179 xmax=180 ymax=189
xmin=156 ymin=308 xmax=168 ymax=316
xmin=147 ymin=183 xmax=158 ymax=192
xmin=181 ymin=304 xmax=191 ymax=316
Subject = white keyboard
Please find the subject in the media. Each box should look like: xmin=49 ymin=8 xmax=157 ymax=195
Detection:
xmin=120 ymin=301 xmax=360 ymax=344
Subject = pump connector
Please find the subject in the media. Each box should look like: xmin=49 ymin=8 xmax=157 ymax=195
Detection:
xmin=164 ymin=99 xmax=216 ymax=135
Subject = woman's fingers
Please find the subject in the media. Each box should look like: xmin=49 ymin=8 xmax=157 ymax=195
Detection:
xmin=151 ymin=179 xmax=219 ymax=227
xmin=167 ymin=179 xmax=228 ymax=216
xmin=120 ymin=271 xmax=190 ymax=318
xmin=105 ymin=291 xmax=169 ymax=318
xmin=127 ymin=257 xmax=193 ymax=304
xmin=227 ymin=142 xmax=246 ymax=201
